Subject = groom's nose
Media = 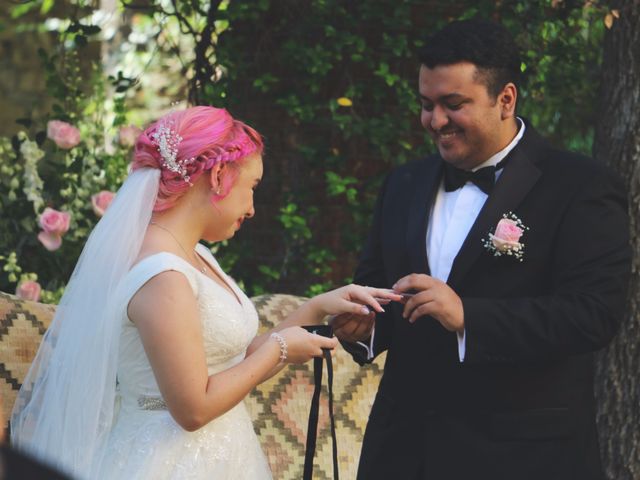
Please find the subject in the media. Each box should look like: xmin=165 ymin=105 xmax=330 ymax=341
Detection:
xmin=430 ymin=105 xmax=449 ymax=131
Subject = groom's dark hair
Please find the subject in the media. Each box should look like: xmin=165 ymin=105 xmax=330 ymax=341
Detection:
xmin=419 ymin=19 xmax=522 ymax=100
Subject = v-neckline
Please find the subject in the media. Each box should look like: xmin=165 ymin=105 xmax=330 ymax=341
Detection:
xmin=193 ymin=246 xmax=243 ymax=307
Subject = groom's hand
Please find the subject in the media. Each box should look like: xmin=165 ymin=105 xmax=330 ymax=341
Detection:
xmin=393 ymin=274 xmax=464 ymax=332
xmin=330 ymin=311 xmax=376 ymax=343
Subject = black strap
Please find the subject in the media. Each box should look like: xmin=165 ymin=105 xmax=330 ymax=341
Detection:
xmin=303 ymin=349 xmax=339 ymax=480
xmin=326 ymin=350 xmax=338 ymax=479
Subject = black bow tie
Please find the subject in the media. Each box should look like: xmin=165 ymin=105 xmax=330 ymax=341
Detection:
xmin=443 ymin=158 xmax=508 ymax=195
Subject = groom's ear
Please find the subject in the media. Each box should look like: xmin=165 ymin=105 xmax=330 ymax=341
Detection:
xmin=498 ymin=83 xmax=517 ymax=119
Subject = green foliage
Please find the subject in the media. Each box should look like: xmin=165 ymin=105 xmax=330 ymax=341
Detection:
xmin=0 ymin=0 xmax=611 ymax=301
xmin=505 ymin=0 xmax=606 ymax=150
xmin=197 ymin=0 xmax=607 ymax=296
xmin=0 ymin=3 xmax=134 ymax=300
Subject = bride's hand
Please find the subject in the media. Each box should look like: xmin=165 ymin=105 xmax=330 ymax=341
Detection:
xmin=277 ymin=326 xmax=339 ymax=364
xmin=310 ymin=284 xmax=402 ymax=317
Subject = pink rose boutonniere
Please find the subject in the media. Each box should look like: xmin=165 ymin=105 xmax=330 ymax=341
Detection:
xmin=91 ymin=190 xmax=116 ymax=217
xmin=47 ymin=120 xmax=81 ymax=149
xmin=482 ymin=212 xmax=528 ymax=261
xmin=15 ymin=280 xmax=42 ymax=302
xmin=38 ymin=207 xmax=71 ymax=251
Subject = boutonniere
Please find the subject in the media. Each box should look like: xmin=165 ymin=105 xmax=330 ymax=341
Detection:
xmin=482 ymin=212 xmax=529 ymax=261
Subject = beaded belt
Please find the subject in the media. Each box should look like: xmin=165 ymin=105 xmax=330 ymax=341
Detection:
xmin=137 ymin=395 xmax=168 ymax=411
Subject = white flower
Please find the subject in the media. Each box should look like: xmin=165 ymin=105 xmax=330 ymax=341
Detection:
xmin=20 ymin=139 xmax=45 ymax=212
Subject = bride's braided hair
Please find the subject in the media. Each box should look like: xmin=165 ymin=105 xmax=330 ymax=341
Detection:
xmin=132 ymin=106 xmax=263 ymax=212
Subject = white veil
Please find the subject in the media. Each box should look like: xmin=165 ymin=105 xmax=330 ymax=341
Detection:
xmin=11 ymin=168 xmax=160 ymax=479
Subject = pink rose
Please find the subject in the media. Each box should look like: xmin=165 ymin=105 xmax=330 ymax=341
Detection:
xmin=38 ymin=207 xmax=71 ymax=251
xmin=47 ymin=120 xmax=81 ymax=149
xmin=16 ymin=280 xmax=42 ymax=302
xmin=491 ymin=218 xmax=524 ymax=252
xmin=118 ymin=125 xmax=143 ymax=148
xmin=91 ymin=190 xmax=116 ymax=217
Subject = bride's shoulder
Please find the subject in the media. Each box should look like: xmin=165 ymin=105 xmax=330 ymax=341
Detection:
xmin=130 ymin=249 xmax=185 ymax=271
xmin=121 ymin=251 xmax=200 ymax=300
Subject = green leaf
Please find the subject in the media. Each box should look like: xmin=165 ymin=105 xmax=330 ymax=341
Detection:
xmin=11 ymin=2 xmax=38 ymax=19
xmin=41 ymin=0 xmax=55 ymax=14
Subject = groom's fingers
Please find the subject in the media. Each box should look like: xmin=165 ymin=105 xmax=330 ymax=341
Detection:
xmin=407 ymin=300 xmax=437 ymax=323
xmin=398 ymin=280 xmax=464 ymax=331
xmin=402 ymin=291 xmax=436 ymax=322
xmin=393 ymin=273 xmax=436 ymax=294
xmin=338 ymin=314 xmax=373 ymax=335
xmin=329 ymin=313 xmax=354 ymax=329
xmin=330 ymin=313 xmax=367 ymax=329
xmin=331 ymin=312 xmax=375 ymax=342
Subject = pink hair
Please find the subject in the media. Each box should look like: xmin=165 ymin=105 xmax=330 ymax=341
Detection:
xmin=132 ymin=106 xmax=263 ymax=212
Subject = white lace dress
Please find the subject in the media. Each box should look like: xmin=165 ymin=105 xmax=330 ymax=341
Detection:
xmin=94 ymin=245 xmax=272 ymax=479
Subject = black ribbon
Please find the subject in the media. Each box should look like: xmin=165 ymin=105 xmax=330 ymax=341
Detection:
xmin=302 ymin=329 xmax=339 ymax=480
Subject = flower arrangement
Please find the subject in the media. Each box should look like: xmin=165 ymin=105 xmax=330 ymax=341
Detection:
xmin=1 ymin=120 xmax=131 ymax=303
xmin=0 ymin=1 xmax=193 ymax=304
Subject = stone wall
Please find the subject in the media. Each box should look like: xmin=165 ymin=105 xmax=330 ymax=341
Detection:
xmin=0 ymin=4 xmax=55 ymax=137
xmin=0 ymin=3 xmax=99 ymax=138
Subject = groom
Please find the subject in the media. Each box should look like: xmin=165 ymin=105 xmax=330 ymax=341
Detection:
xmin=334 ymin=19 xmax=631 ymax=480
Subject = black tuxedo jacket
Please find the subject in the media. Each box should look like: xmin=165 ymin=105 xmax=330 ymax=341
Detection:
xmin=347 ymin=124 xmax=631 ymax=480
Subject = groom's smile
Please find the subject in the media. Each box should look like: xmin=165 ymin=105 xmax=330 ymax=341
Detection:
xmin=434 ymin=125 xmax=464 ymax=146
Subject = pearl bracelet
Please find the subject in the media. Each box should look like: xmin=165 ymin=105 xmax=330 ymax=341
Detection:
xmin=270 ymin=332 xmax=288 ymax=363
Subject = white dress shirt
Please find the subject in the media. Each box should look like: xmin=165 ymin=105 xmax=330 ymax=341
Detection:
xmin=428 ymin=118 xmax=525 ymax=361
xmin=358 ymin=118 xmax=525 ymax=362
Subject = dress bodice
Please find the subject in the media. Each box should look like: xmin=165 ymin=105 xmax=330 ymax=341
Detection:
xmin=115 ymin=244 xmax=259 ymax=408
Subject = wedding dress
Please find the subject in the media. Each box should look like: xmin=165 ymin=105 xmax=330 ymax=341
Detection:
xmin=94 ymin=244 xmax=272 ymax=479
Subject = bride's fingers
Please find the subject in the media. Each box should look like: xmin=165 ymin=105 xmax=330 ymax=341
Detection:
xmin=365 ymin=289 xmax=403 ymax=308
xmin=348 ymin=286 xmax=402 ymax=312
xmin=366 ymin=287 xmax=403 ymax=302
xmin=347 ymin=301 xmax=374 ymax=315
xmin=314 ymin=335 xmax=339 ymax=350
xmin=345 ymin=293 xmax=384 ymax=315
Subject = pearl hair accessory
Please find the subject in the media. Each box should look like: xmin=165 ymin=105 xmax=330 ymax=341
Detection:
xmin=151 ymin=123 xmax=196 ymax=185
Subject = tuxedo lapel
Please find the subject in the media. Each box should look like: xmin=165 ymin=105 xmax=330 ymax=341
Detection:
xmin=406 ymin=159 xmax=443 ymax=275
xmin=446 ymin=144 xmax=542 ymax=289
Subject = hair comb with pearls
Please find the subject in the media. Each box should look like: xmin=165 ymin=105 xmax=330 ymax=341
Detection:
xmin=151 ymin=123 xmax=196 ymax=185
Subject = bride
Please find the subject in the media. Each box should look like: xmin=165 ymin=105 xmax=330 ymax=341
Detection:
xmin=10 ymin=106 xmax=398 ymax=479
